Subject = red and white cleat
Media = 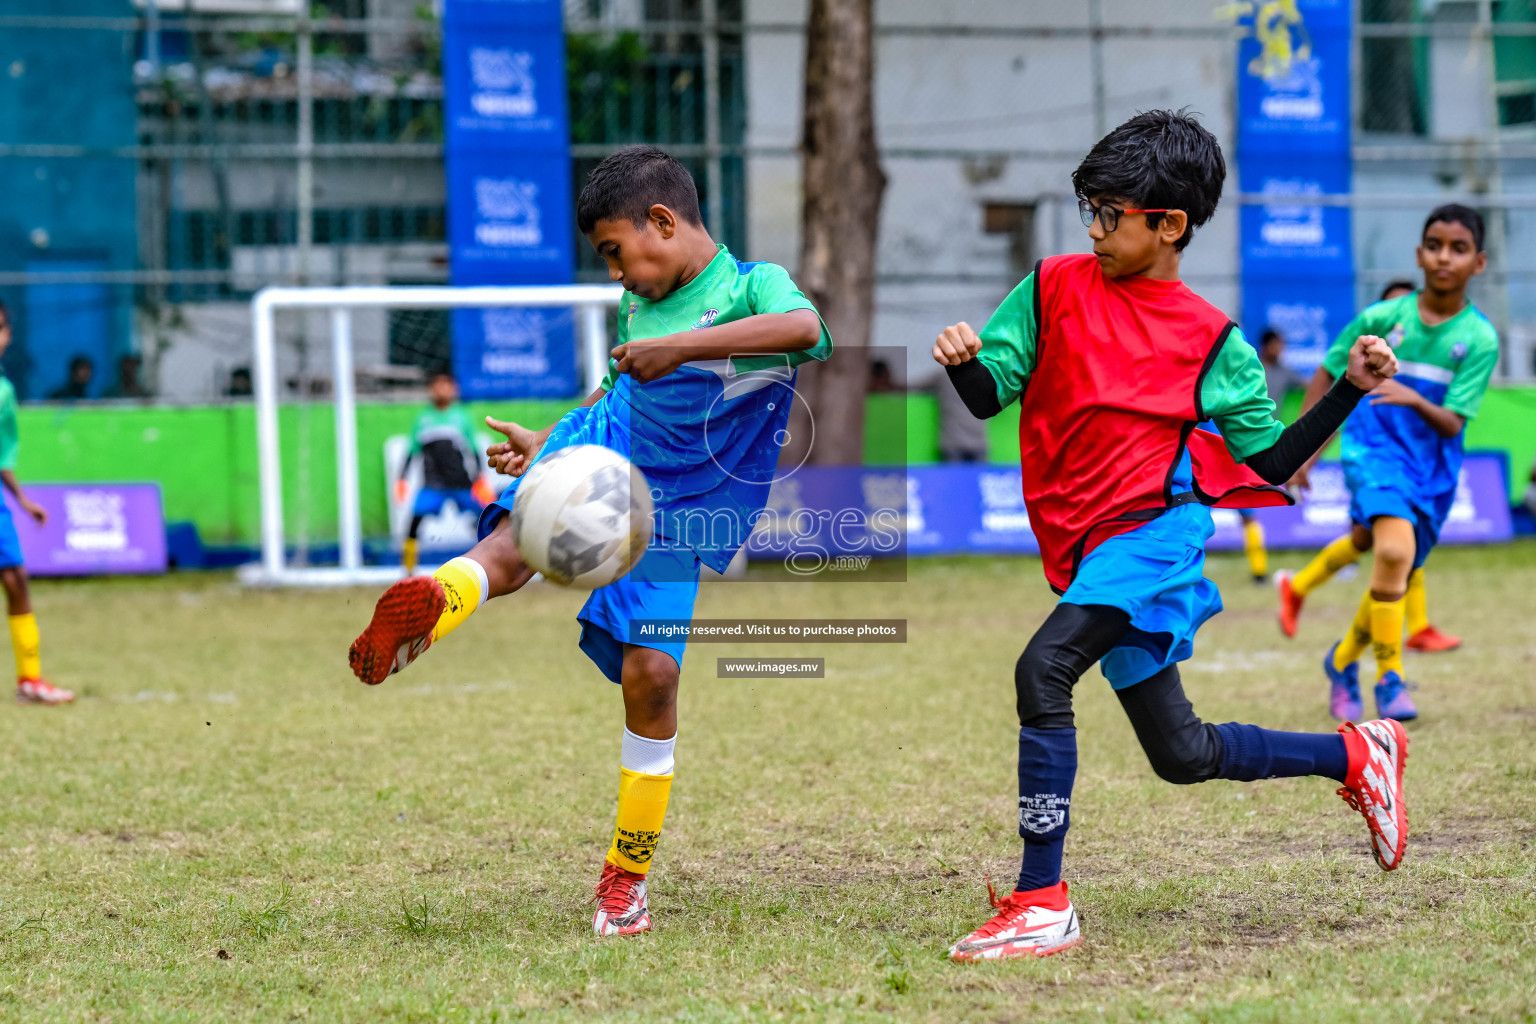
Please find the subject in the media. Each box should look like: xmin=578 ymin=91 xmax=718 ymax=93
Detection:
xmin=948 ymin=879 xmax=1081 ymax=962
xmin=16 ymin=677 xmax=74 ymax=705
xmin=1337 ymin=719 xmax=1409 ymax=871
xmin=1277 ymin=570 xmax=1304 ymax=638
xmin=591 ymin=861 xmax=651 ymax=936
xmin=1405 ymin=625 xmax=1461 ymax=653
xmin=347 ymin=576 xmax=446 ymax=685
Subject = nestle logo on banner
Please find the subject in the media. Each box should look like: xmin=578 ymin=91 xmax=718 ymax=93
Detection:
xmin=978 ymin=471 xmax=1030 ymax=532
xmin=64 ymin=490 xmax=129 ymax=553
xmin=480 ymin=309 xmax=551 ymax=376
xmin=1265 ymin=301 xmax=1330 ymax=351
xmin=469 ymin=48 xmax=536 ymax=118
xmin=1259 ymin=57 xmax=1324 ymax=121
xmin=1260 ymin=180 xmax=1326 ymax=247
xmin=474 ymin=178 xmax=542 ymax=247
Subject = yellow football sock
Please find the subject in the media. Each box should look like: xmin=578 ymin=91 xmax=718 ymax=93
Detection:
xmin=430 ymin=556 xmax=487 ymax=642
xmin=1243 ymin=520 xmax=1268 ymax=578
xmin=8 ymin=613 xmax=40 ymax=680
xmin=402 ymin=537 xmax=419 ymax=576
xmin=1293 ymin=533 xmax=1363 ymax=598
xmin=1371 ymin=596 xmax=1406 ymax=680
xmin=1405 ymin=568 xmax=1429 ymax=636
xmin=607 ymin=766 xmax=673 ymax=875
xmin=1334 ymin=589 xmax=1373 ymax=670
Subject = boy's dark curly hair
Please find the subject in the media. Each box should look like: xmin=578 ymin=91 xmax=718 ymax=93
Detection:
xmin=1071 ymin=108 xmax=1226 ymax=251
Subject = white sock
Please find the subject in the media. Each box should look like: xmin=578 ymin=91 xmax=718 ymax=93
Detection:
xmin=621 ymin=728 xmax=676 ymax=776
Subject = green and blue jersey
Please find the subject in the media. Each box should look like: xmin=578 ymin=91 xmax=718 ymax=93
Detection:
xmin=1322 ymin=291 xmax=1499 ymax=509
xmin=598 ymin=244 xmax=832 ymax=568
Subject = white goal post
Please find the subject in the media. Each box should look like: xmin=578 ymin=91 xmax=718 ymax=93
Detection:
xmin=239 ymin=284 xmax=624 ymax=587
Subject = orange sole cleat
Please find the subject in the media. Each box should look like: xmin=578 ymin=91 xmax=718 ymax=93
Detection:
xmin=1405 ymin=626 xmax=1461 ymax=653
xmin=16 ymin=677 xmax=75 ymax=705
xmin=348 ymin=576 xmax=446 ymax=685
xmin=1277 ymin=571 xmax=1303 ymax=638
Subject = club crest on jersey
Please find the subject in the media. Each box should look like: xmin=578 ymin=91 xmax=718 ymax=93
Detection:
xmin=1386 ymin=325 xmax=1405 ymax=349
xmin=1450 ymin=341 xmax=1468 ymax=361
xmin=1019 ymin=793 xmax=1069 ymax=834
xmin=692 ymin=308 xmax=720 ymax=330
xmin=626 ymin=302 xmax=637 ymax=326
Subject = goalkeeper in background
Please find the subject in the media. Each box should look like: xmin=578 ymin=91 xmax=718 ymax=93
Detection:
xmin=0 ymin=300 xmax=73 ymax=705
xmin=397 ymin=369 xmax=488 ymax=575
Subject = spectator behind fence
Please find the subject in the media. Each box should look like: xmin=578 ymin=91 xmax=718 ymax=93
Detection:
xmin=868 ymin=358 xmax=897 ymax=393
xmin=226 ymin=366 xmax=253 ymax=397
xmin=936 ymin=367 xmax=989 ymax=462
xmin=48 ymin=355 xmax=93 ymax=401
xmin=102 ymin=354 xmax=151 ymax=400
xmin=1258 ymin=328 xmax=1306 ymax=407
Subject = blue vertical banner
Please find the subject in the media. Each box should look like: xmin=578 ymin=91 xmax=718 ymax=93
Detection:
xmin=1237 ymin=0 xmax=1355 ymax=375
xmin=443 ymin=0 xmax=578 ymax=398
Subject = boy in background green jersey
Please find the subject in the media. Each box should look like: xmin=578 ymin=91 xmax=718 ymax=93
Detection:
xmin=0 ymin=300 xmax=74 ymax=705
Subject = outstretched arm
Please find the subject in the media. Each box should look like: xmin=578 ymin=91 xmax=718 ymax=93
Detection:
xmin=610 ymin=310 xmax=824 ymax=383
xmin=1245 ymin=335 xmax=1398 ymax=485
xmin=483 ymin=386 xmax=607 ymax=477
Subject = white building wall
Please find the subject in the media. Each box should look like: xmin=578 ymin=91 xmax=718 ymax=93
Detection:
xmin=745 ymin=0 xmax=1239 ymax=386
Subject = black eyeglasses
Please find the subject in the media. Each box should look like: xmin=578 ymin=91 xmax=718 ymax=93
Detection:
xmin=1078 ymin=199 xmax=1172 ymax=233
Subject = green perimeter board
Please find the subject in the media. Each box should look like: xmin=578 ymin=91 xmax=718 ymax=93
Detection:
xmin=12 ymin=388 xmax=1534 ymax=546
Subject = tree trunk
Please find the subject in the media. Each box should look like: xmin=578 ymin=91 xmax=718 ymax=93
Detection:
xmin=783 ymin=0 xmax=885 ymax=467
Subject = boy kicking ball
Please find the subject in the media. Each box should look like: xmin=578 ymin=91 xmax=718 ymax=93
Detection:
xmin=935 ymin=110 xmax=1408 ymax=961
xmin=347 ymin=145 xmax=830 ymax=936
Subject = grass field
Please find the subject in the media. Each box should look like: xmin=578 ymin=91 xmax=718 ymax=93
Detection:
xmin=1 ymin=542 xmax=1534 ymax=1023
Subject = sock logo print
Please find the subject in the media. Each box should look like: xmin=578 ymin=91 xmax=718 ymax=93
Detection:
xmin=1019 ymin=793 xmax=1070 ymax=834
xmin=615 ymin=828 xmax=660 ymax=864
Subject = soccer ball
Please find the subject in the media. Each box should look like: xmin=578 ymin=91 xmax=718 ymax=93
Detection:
xmin=510 ymin=444 xmax=653 ymax=588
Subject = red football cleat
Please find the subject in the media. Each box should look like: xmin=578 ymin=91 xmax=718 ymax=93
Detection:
xmin=1405 ymin=626 xmax=1461 ymax=653
xmin=16 ymin=677 xmax=75 ymax=705
xmin=1277 ymin=570 xmax=1304 ymax=638
xmin=1337 ymin=719 xmax=1409 ymax=871
xmin=591 ymin=861 xmax=651 ymax=936
xmin=347 ymin=576 xmax=446 ymax=685
xmin=948 ymin=879 xmax=1081 ymax=961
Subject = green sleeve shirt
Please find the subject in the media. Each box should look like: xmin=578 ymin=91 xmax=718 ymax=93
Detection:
xmin=0 ymin=378 xmax=17 ymax=471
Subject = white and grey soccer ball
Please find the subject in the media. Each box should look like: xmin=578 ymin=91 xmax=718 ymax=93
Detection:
xmin=511 ymin=444 xmax=653 ymax=588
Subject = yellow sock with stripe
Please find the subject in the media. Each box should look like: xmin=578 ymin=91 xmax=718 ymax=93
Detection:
xmin=1293 ymin=533 xmax=1363 ymax=598
xmin=430 ymin=556 xmax=488 ymax=642
xmin=1334 ymin=589 xmax=1373 ymax=671
xmin=1405 ymin=568 xmax=1429 ymax=636
xmin=607 ymin=729 xmax=675 ymax=875
xmin=8 ymin=613 xmax=40 ymax=680
xmin=1371 ymin=596 xmax=1407 ymax=680
xmin=1243 ymin=520 xmax=1268 ymax=578
xmin=402 ymin=537 xmax=419 ymax=576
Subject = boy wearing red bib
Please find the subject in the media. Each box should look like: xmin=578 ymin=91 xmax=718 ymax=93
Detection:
xmin=936 ymin=111 xmax=1410 ymax=961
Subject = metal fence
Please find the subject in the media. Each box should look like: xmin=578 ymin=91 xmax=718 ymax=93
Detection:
xmin=1 ymin=0 xmax=1534 ymax=407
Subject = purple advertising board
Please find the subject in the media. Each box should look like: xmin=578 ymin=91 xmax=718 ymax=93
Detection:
xmin=3 ymin=483 xmax=167 ymax=576
xmin=743 ymin=455 xmax=1511 ymax=563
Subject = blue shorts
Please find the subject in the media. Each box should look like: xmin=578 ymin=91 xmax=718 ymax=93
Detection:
xmin=1350 ymin=485 xmax=1452 ymax=571
xmin=1060 ymin=503 xmax=1222 ymax=690
xmin=478 ymin=404 xmax=697 ymax=684
xmin=0 ymin=504 xmax=22 ymax=569
xmin=412 ymin=487 xmax=481 ymax=518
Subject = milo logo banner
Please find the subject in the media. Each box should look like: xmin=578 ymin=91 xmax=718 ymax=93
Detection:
xmin=444 ymin=0 xmax=577 ymax=398
xmin=1236 ymin=0 xmax=1355 ymax=375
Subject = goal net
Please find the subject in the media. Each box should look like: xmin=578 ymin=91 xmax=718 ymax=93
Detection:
xmin=237 ymin=284 xmax=623 ymax=587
